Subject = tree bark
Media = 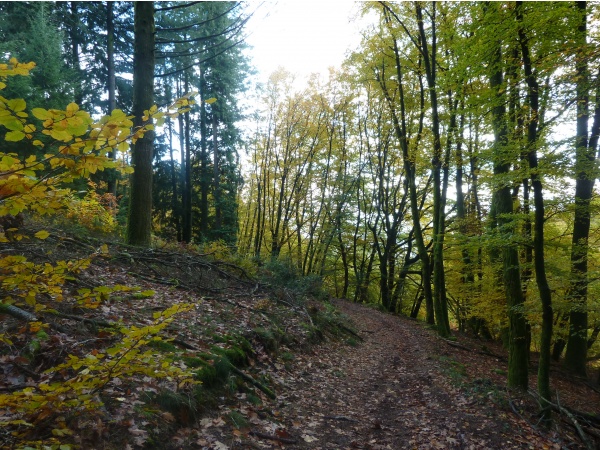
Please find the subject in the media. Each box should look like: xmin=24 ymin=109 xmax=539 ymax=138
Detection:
xmin=106 ymin=0 xmax=117 ymax=196
xmin=517 ymin=1 xmax=553 ymax=419
xmin=487 ymin=2 xmax=529 ymax=390
xmin=126 ymin=1 xmax=155 ymax=247
xmin=416 ymin=2 xmax=450 ymax=336
xmin=182 ymin=72 xmax=192 ymax=243
xmin=213 ymin=111 xmax=221 ymax=232
xmin=565 ymin=0 xmax=596 ymax=377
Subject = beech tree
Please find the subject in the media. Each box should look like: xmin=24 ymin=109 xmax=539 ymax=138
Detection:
xmin=564 ymin=0 xmax=600 ymax=377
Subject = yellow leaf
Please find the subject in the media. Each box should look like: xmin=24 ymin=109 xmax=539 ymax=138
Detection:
xmin=117 ymin=140 xmax=129 ymax=152
xmin=50 ymin=128 xmax=73 ymax=141
xmin=32 ymin=108 xmax=51 ymax=120
xmin=205 ymin=97 xmax=217 ymax=104
xmin=5 ymin=130 xmax=25 ymax=141
xmin=34 ymin=230 xmax=50 ymax=240
xmin=66 ymin=102 xmax=79 ymax=114
xmin=0 ymin=115 xmax=24 ymax=131
xmin=0 ymin=82 xmax=6 ymax=89
xmin=110 ymin=109 xmax=126 ymax=118
xmin=7 ymin=98 xmax=26 ymax=112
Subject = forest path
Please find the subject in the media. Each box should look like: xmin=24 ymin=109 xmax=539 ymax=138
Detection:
xmin=272 ymin=299 xmax=566 ymax=450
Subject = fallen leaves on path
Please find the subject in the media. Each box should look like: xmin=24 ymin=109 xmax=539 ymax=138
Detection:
xmin=239 ymin=300 xmax=596 ymax=449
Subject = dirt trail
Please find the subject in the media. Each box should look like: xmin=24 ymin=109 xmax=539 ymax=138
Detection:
xmin=272 ymin=300 xmax=567 ymax=450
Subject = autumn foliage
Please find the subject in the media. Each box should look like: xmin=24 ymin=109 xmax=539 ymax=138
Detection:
xmin=0 ymin=59 xmax=197 ymax=448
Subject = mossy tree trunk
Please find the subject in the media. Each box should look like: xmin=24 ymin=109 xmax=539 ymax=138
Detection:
xmin=516 ymin=1 xmax=553 ymax=419
xmin=565 ymin=0 xmax=600 ymax=377
xmin=487 ymin=2 xmax=529 ymax=390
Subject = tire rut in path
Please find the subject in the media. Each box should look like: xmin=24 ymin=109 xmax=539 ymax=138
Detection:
xmin=275 ymin=300 xmax=545 ymax=449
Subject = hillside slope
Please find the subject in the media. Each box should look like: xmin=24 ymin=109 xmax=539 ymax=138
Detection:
xmin=1 ymin=226 xmax=600 ymax=449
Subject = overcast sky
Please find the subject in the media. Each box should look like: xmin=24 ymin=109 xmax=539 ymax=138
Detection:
xmin=244 ymin=1 xmax=366 ymax=83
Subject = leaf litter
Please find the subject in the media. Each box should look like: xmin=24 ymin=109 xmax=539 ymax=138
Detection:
xmin=1 ymin=226 xmax=599 ymax=449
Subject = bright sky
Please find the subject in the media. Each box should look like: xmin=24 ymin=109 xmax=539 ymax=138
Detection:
xmin=244 ymin=1 xmax=366 ymax=83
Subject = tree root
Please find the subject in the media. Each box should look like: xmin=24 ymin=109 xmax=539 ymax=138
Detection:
xmin=229 ymin=364 xmax=276 ymax=400
xmin=528 ymin=389 xmax=597 ymax=450
xmin=0 ymin=303 xmax=37 ymax=322
xmin=0 ymin=303 xmax=67 ymax=333
xmin=41 ymin=309 xmax=115 ymax=328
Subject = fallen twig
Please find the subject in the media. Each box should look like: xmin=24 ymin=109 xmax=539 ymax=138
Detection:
xmin=442 ymin=338 xmax=505 ymax=360
xmin=172 ymin=338 xmax=200 ymax=351
xmin=324 ymin=415 xmax=358 ymax=423
xmin=0 ymin=303 xmax=68 ymax=333
xmin=556 ymin=391 xmax=595 ymax=450
xmin=338 ymin=323 xmax=364 ymax=341
xmin=0 ymin=303 xmax=37 ymax=322
xmin=528 ymin=389 xmax=596 ymax=450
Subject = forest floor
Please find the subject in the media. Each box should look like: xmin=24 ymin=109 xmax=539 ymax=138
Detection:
xmin=265 ymin=300 xmax=600 ymax=450
xmin=2 ymin=225 xmax=600 ymax=449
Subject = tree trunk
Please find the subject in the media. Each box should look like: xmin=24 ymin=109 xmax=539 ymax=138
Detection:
xmin=106 ymin=0 xmax=117 ymax=196
xmin=415 ymin=3 xmax=449 ymax=335
xmin=168 ymin=118 xmax=181 ymax=242
xmin=213 ymin=112 xmax=221 ymax=232
xmin=380 ymin=18 xmax=434 ymax=324
xmin=487 ymin=2 xmax=529 ymax=390
xmin=517 ymin=1 xmax=553 ymax=418
xmin=126 ymin=1 xmax=155 ymax=247
xmin=182 ymin=72 xmax=192 ymax=243
xmin=565 ymin=0 xmax=596 ymax=377
xmin=200 ymin=92 xmax=210 ymax=240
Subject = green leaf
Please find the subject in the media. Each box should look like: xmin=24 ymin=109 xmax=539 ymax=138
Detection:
xmin=0 ymin=115 xmax=24 ymax=131
xmin=7 ymin=98 xmax=26 ymax=112
xmin=106 ymin=346 xmax=121 ymax=356
xmin=5 ymin=130 xmax=25 ymax=141
xmin=32 ymin=108 xmax=51 ymax=120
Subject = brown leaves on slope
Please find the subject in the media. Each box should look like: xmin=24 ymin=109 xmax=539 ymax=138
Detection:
xmin=2 ymin=229 xmax=600 ymax=449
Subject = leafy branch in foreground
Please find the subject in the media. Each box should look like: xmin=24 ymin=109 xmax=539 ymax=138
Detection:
xmin=0 ymin=59 xmax=197 ymax=448
xmin=0 ymin=304 xmax=196 ymax=448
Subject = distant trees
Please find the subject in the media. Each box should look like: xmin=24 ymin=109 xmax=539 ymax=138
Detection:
xmin=153 ymin=1 xmax=250 ymax=244
xmin=237 ymin=2 xmax=600 ymax=413
xmin=0 ymin=1 xmax=251 ymax=246
xmin=3 ymin=0 xmax=600 ymax=404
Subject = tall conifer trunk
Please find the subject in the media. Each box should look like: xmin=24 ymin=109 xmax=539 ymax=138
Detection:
xmin=182 ymin=72 xmax=192 ymax=243
xmin=106 ymin=1 xmax=117 ymax=196
xmin=126 ymin=1 xmax=155 ymax=247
